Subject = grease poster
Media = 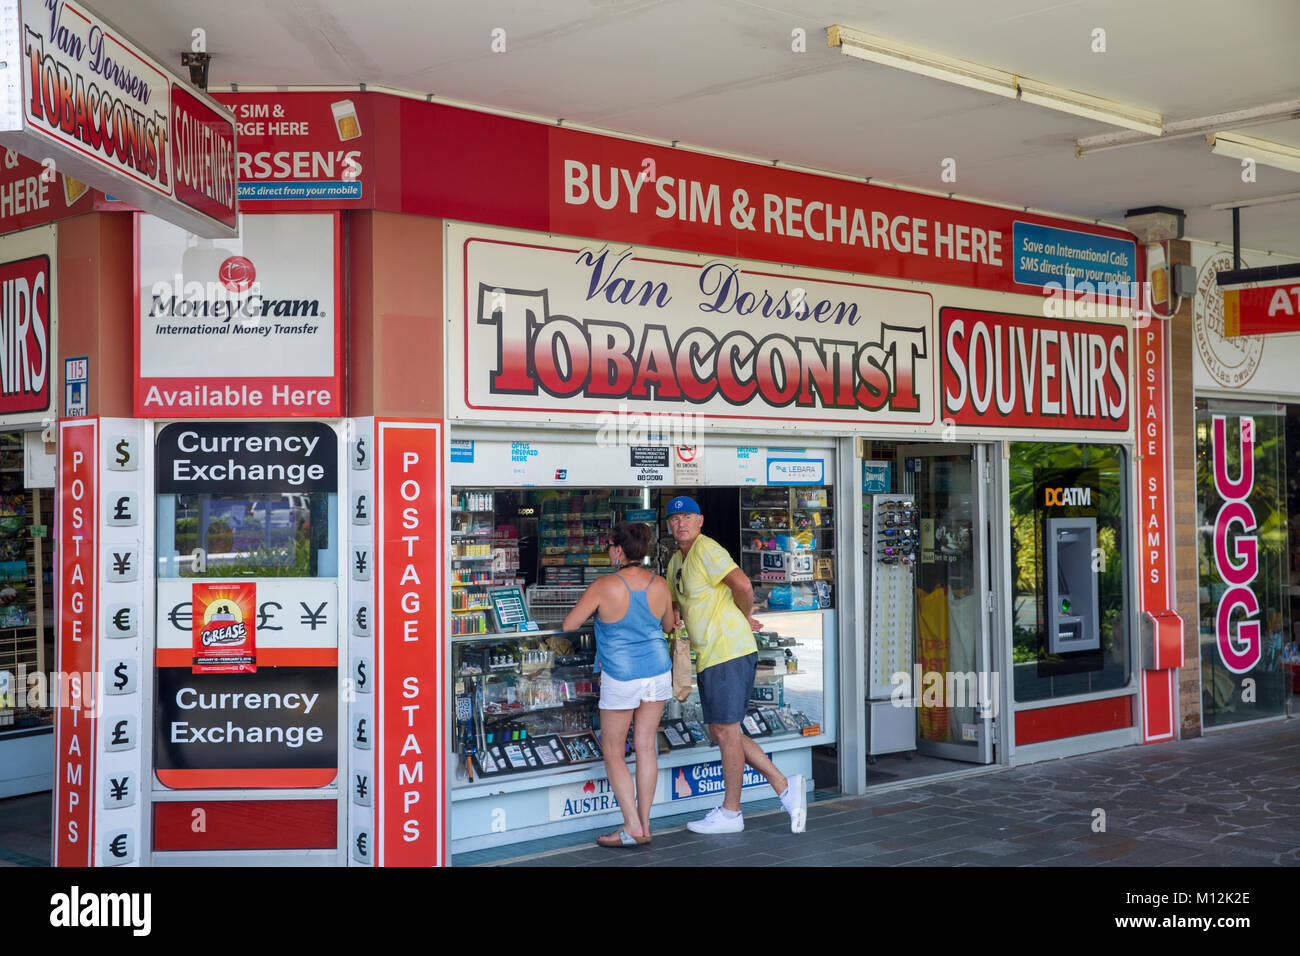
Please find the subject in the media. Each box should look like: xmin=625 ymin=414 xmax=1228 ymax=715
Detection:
xmin=192 ymin=583 xmax=257 ymax=674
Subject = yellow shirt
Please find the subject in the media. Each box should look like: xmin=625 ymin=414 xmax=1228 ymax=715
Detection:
xmin=667 ymin=534 xmax=756 ymax=672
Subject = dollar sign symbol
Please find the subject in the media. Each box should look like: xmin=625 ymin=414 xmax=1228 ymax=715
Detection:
xmin=356 ymin=437 xmax=367 ymax=466
xmin=114 ymin=438 xmax=130 ymax=467
xmin=113 ymin=662 xmax=128 ymax=690
xmin=357 ymin=659 xmax=367 ymax=687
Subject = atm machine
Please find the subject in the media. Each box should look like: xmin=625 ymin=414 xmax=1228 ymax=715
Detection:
xmin=1045 ymin=517 xmax=1100 ymax=653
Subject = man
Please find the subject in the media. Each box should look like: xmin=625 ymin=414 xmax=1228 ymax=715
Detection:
xmin=665 ymin=495 xmax=806 ymax=834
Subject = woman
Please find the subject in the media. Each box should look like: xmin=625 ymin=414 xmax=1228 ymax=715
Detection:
xmin=561 ymin=521 xmax=675 ymax=847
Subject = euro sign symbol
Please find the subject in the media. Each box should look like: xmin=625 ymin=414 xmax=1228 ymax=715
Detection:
xmin=110 ymin=720 xmax=130 ymax=745
xmin=113 ymin=496 xmax=132 ymax=520
xmin=355 ymin=605 xmax=368 ymax=631
xmin=109 ymin=833 xmax=128 ymax=857
xmin=355 ymin=437 xmax=367 ymax=466
xmin=355 ymin=831 xmax=368 ymax=856
xmin=114 ymin=439 xmax=130 ymax=468
xmin=168 ymin=603 xmax=192 ymax=630
xmin=113 ymin=662 xmax=129 ymax=690
xmin=112 ymin=607 xmax=132 ymax=631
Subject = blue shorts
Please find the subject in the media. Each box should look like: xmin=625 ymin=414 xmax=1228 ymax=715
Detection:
xmin=697 ymin=653 xmax=756 ymax=725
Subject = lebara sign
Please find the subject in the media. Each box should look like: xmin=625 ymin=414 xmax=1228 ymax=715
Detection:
xmin=0 ymin=0 xmax=238 ymax=237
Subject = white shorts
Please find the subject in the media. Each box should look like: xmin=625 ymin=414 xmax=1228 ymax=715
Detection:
xmin=599 ymin=669 xmax=673 ymax=710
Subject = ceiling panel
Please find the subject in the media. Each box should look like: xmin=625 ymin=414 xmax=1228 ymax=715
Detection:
xmin=87 ymin=0 xmax=1300 ymax=254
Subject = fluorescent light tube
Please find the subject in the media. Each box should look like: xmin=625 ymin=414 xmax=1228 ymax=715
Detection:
xmin=828 ymin=25 xmax=1163 ymax=134
xmin=828 ymin=25 xmax=1018 ymax=99
xmin=1207 ymin=132 xmax=1300 ymax=175
xmin=1016 ymin=78 xmax=1162 ymax=136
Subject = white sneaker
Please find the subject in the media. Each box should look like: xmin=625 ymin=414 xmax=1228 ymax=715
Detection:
xmin=687 ymin=807 xmax=744 ymax=834
xmin=780 ymin=774 xmax=807 ymax=833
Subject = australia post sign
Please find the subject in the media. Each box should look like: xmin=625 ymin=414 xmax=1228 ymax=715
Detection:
xmin=449 ymin=223 xmax=936 ymax=431
xmin=0 ymin=0 xmax=237 ymax=237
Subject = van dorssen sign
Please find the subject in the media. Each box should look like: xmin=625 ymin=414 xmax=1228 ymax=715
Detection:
xmin=136 ymin=212 xmax=341 ymax=417
xmin=448 ymin=224 xmax=935 ymax=430
xmin=0 ymin=0 xmax=238 ymax=237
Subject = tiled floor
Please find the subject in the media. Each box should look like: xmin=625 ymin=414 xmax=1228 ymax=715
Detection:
xmin=3 ymin=718 xmax=1297 ymax=867
xmin=462 ymin=718 xmax=1300 ymax=866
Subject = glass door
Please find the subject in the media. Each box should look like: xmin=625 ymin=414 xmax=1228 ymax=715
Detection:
xmin=896 ymin=444 xmax=994 ymax=763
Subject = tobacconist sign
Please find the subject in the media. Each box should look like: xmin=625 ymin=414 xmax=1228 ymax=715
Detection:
xmin=0 ymin=0 xmax=238 ymax=237
xmin=449 ymin=222 xmax=936 ymax=432
xmin=136 ymin=212 xmax=342 ymax=417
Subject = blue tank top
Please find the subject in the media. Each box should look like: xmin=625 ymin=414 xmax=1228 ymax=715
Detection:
xmin=594 ymin=570 xmax=672 ymax=681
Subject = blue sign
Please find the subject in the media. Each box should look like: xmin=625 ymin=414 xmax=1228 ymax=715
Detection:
xmin=767 ymin=458 xmax=824 ymax=485
xmin=862 ymin=461 xmax=892 ymax=493
xmin=238 ymin=181 xmax=363 ymax=200
xmin=670 ymin=758 xmax=770 ymax=800
xmin=450 ymin=440 xmax=474 ymax=463
xmin=1012 ymin=222 xmax=1137 ymax=295
xmin=624 ymin=509 xmax=656 ymax=521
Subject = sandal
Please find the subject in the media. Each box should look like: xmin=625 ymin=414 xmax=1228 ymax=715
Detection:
xmin=596 ymin=828 xmax=651 ymax=847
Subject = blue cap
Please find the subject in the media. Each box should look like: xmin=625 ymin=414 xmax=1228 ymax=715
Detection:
xmin=666 ymin=495 xmax=702 ymax=516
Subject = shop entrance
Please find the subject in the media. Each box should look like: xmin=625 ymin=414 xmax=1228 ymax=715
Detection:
xmin=862 ymin=442 xmax=997 ymax=784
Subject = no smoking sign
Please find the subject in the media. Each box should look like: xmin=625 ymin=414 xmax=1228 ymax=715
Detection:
xmin=674 ymin=445 xmax=702 ymax=485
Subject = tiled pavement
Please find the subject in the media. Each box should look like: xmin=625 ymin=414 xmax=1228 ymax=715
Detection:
xmin=468 ymin=717 xmax=1300 ymax=866
xmin=2 ymin=718 xmax=1296 ymax=867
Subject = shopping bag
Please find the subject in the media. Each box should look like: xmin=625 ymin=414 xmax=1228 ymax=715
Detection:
xmin=670 ymin=632 xmax=693 ymax=702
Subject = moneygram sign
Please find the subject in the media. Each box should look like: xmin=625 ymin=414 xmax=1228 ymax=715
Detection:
xmin=136 ymin=212 xmax=341 ymax=417
xmin=0 ymin=0 xmax=237 ymax=237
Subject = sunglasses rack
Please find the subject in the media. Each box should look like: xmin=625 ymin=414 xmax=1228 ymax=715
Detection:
xmin=865 ymin=493 xmax=920 ymax=757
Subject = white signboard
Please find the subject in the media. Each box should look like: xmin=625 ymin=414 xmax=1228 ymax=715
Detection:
xmin=136 ymin=212 xmax=341 ymax=417
xmin=448 ymin=223 xmax=936 ymax=432
xmin=156 ymin=578 xmax=338 ymax=651
xmin=1191 ymin=241 xmax=1300 ymax=396
xmin=0 ymin=0 xmax=238 ymax=236
xmin=447 ymin=440 xmax=835 ymax=488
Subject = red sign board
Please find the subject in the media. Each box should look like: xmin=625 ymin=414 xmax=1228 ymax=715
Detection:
xmin=54 ymin=418 xmax=97 ymax=866
xmin=191 ymin=582 xmax=257 ymax=674
xmin=0 ymin=150 xmax=98 ymax=232
xmin=376 ymin=420 xmax=446 ymax=866
xmin=211 ymin=91 xmax=374 ymax=210
xmin=0 ymin=252 xmax=52 ymax=414
xmin=1223 ymin=281 xmax=1300 ymax=337
xmin=169 ymin=84 xmax=239 ymax=232
xmin=939 ymin=308 xmax=1130 ymax=430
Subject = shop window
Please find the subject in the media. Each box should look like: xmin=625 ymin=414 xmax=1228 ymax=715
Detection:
xmin=157 ymin=492 xmax=337 ymax=578
xmin=450 ymin=484 xmax=828 ymax=785
xmin=1196 ymin=400 xmax=1292 ymax=727
xmin=1009 ymin=442 xmax=1131 ymax=702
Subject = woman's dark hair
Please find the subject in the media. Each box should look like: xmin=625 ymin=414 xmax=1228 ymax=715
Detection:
xmin=611 ymin=521 xmax=653 ymax=563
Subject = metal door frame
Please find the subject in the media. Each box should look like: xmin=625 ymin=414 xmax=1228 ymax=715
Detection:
xmin=896 ymin=443 xmax=995 ymax=764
